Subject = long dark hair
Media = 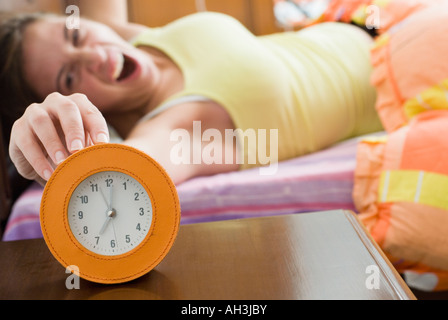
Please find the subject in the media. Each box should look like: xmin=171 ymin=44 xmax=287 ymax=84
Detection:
xmin=0 ymin=12 xmax=50 ymax=205
xmin=0 ymin=12 xmax=46 ymax=148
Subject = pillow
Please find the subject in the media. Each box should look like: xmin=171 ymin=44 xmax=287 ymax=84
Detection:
xmin=370 ymin=2 xmax=448 ymax=132
xmin=353 ymin=110 xmax=448 ymax=291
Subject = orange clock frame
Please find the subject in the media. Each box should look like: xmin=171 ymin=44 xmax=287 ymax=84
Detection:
xmin=40 ymin=143 xmax=180 ymax=284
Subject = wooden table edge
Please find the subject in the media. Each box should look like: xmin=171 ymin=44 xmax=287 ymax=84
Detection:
xmin=343 ymin=210 xmax=417 ymax=300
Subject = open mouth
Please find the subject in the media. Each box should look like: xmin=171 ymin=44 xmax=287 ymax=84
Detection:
xmin=112 ymin=53 xmax=138 ymax=82
xmin=118 ymin=55 xmax=137 ymax=81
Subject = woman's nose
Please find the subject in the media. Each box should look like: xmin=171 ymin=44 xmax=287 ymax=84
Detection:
xmin=76 ymin=45 xmax=107 ymax=73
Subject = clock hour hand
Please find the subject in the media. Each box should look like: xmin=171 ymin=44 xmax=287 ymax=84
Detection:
xmin=99 ymin=209 xmax=116 ymax=235
xmin=99 ymin=185 xmax=116 ymax=236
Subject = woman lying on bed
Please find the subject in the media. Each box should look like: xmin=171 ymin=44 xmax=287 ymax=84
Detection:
xmin=1 ymin=0 xmax=430 ymax=186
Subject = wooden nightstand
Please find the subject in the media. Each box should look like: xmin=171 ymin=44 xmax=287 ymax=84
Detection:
xmin=0 ymin=210 xmax=415 ymax=300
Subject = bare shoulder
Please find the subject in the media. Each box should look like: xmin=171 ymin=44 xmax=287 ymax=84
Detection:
xmin=124 ymin=99 xmax=238 ymax=184
xmin=112 ymin=22 xmax=149 ymax=42
xmin=169 ymin=99 xmax=234 ymax=131
xmin=129 ymin=99 xmax=235 ymax=137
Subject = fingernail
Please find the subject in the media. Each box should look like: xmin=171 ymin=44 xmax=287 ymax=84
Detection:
xmin=55 ymin=151 xmax=66 ymax=165
xmin=96 ymin=133 xmax=109 ymax=144
xmin=43 ymin=170 xmax=52 ymax=181
xmin=70 ymin=139 xmax=83 ymax=153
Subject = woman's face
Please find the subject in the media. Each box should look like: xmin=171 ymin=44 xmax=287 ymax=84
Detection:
xmin=22 ymin=16 xmax=160 ymax=113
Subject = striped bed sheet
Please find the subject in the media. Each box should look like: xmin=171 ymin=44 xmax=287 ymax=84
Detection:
xmin=2 ymin=134 xmax=372 ymax=242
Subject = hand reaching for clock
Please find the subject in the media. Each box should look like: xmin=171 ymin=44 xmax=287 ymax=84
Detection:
xmin=9 ymin=92 xmax=110 ymax=184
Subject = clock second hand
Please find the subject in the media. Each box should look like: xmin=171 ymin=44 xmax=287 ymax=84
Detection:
xmin=110 ymin=218 xmax=118 ymax=248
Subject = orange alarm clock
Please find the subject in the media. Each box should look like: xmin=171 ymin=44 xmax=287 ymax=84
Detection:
xmin=40 ymin=143 xmax=180 ymax=284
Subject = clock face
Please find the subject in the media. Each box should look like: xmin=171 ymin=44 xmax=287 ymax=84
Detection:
xmin=41 ymin=144 xmax=180 ymax=284
xmin=68 ymin=171 xmax=153 ymax=256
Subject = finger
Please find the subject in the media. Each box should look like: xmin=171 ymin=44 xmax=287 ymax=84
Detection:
xmin=10 ymin=122 xmax=55 ymax=182
xmin=70 ymin=93 xmax=110 ymax=145
xmin=48 ymin=94 xmax=87 ymax=154
xmin=25 ymin=104 xmax=70 ymax=166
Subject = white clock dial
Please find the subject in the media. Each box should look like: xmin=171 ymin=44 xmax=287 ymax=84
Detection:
xmin=68 ymin=171 xmax=153 ymax=256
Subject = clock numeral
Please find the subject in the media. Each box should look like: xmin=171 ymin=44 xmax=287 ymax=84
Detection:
xmin=78 ymin=211 xmax=84 ymax=220
xmin=90 ymin=184 xmax=98 ymax=192
xmin=105 ymin=179 xmax=113 ymax=187
xmin=110 ymin=240 xmax=116 ymax=248
xmin=78 ymin=195 xmax=88 ymax=204
xmin=125 ymin=235 xmax=131 ymax=243
xmin=122 ymin=182 xmax=127 ymax=190
xmin=95 ymin=236 xmax=100 ymax=245
xmin=83 ymin=226 xmax=88 ymax=234
xmin=134 ymin=193 xmax=140 ymax=201
xmin=136 ymin=223 xmax=141 ymax=231
xmin=139 ymin=208 xmax=144 ymax=216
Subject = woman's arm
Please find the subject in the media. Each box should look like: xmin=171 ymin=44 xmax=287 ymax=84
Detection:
xmin=9 ymin=93 xmax=239 ymax=186
xmin=70 ymin=0 xmax=129 ymax=26
xmin=0 ymin=0 xmax=146 ymax=41
xmin=71 ymin=0 xmax=147 ymax=41
xmin=0 ymin=0 xmax=129 ymax=23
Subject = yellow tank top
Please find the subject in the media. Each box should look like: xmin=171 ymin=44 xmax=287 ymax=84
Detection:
xmin=131 ymin=12 xmax=382 ymax=169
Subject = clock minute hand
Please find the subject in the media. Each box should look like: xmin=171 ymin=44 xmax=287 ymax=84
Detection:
xmin=109 ymin=184 xmax=114 ymax=210
xmin=100 ymin=185 xmax=114 ymax=211
xmin=100 ymin=187 xmax=110 ymax=211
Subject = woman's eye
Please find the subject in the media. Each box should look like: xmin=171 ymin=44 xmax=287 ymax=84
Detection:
xmin=72 ymin=29 xmax=80 ymax=46
xmin=65 ymin=72 xmax=74 ymax=90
